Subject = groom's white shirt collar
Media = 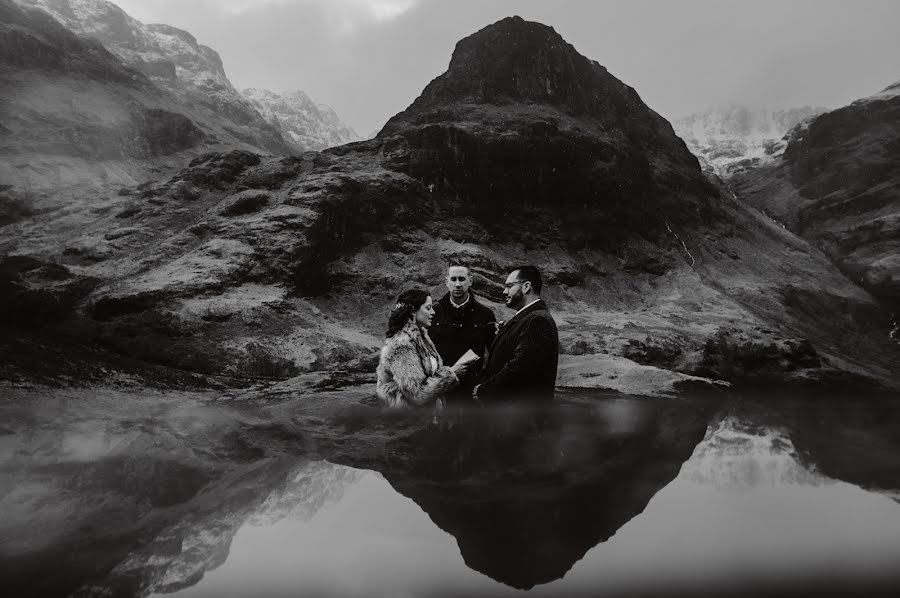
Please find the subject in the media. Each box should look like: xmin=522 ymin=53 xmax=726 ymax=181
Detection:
xmin=514 ymin=298 xmax=541 ymax=317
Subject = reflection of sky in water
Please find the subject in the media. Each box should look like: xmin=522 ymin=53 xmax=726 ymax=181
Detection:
xmin=162 ymin=471 xmax=493 ymax=598
xmin=161 ymin=417 xmax=900 ymax=597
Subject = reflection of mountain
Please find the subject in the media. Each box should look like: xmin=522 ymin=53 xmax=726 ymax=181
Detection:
xmin=779 ymin=399 xmax=900 ymax=500
xmin=248 ymin=460 xmax=364 ymax=525
xmin=328 ymin=399 xmax=717 ymax=589
xmin=98 ymin=460 xmax=363 ymax=596
xmin=681 ymin=415 xmax=823 ymax=488
xmin=548 ymin=406 xmax=900 ymax=596
xmin=8 ymin=389 xmax=900 ymax=597
xmin=682 ymin=400 xmax=900 ymax=503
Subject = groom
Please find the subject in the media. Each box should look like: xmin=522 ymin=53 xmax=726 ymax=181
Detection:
xmin=474 ymin=265 xmax=559 ymax=401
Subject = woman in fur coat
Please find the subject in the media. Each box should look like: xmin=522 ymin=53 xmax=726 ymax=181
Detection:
xmin=376 ymin=289 xmax=468 ymax=408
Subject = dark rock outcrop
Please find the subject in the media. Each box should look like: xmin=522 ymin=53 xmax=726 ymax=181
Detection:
xmin=0 ymin=185 xmax=34 ymax=227
xmin=136 ymin=108 xmax=206 ymax=157
xmin=0 ymin=255 xmax=97 ymax=328
xmin=380 ymin=17 xmax=715 ymax=248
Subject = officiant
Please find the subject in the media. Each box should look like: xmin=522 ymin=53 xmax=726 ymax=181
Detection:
xmin=430 ymin=261 xmax=497 ymax=402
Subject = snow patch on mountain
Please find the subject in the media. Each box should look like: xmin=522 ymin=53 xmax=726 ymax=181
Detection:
xmin=855 ymin=78 xmax=900 ymax=104
xmin=25 ymin=0 xmax=228 ymax=88
xmin=673 ymin=105 xmax=828 ymax=178
xmin=243 ymin=88 xmax=360 ymax=152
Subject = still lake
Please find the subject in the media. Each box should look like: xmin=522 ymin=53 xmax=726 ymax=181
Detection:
xmin=2 ymin=386 xmax=900 ymax=597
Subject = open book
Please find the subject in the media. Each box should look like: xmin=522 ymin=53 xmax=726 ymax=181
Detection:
xmin=452 ymin=349 xmax=480 ymax=368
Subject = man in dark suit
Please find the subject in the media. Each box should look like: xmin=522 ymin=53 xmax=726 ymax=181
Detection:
xmin=474 ymin=265 xmax=559 ymax=401
xmin=430 ymin=261 xmax=497 ymax=401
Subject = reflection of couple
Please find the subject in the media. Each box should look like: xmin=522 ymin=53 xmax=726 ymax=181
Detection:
xmin=375 ymin=263 xmax=559 ymax=408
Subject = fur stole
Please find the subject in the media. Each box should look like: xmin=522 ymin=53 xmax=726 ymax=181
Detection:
xmin=376 ymin=321 xmax=458 ymax=408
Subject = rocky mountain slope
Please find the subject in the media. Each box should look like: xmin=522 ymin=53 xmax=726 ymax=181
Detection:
xmin=0 ymin=0 xmax=323 ymax=288
xmin=21 ymin=0 xmax=292 ymax=155
xmin=730 ymin=80 xmax=900 ymax=314
xmin=672 ymin=105 xmax=827 ymax=178
xmin=243 ymin=88 xmax=359 ymax=152
xmin=1 ymin=0 xmax=205 ymax=205
xmin=22 ymin=0 xmax=358 ymax=154
xmin=3 ymin=16 xmax=898 ymax=391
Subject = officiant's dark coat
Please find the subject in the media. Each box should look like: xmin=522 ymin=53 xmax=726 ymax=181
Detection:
xmin=479 ymin=300 xmax=559 ymax=401
xmin=431 ymin=292 xmax=496 ymax=398
xmin=430 ymin=292 xmax=497 ymax=366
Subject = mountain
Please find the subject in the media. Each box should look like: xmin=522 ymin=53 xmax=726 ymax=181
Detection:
xmin=243 ymin=88 xmax=360 ymax=152
xmin=379 ymin=15 xmax=712 ymax=235
xmin=0 ymin=0 xmax=301 ymax=199
xmin=20 ymin=0 xmax=292 ymax=155
xmin=0 ymin=0 xmax=322 ymax=282
xmin=0 ymin=0 xmax=208 ymax=202
xmin=94 ymin=460 xmax=364 ymax=596
xmin=364 ymin=397 xmax=716 ymax=589
xmin=672 ymin=105 xmax=828 ymax=178
xmin=3 ymin=16 xmax=898 ymax=391
xmin=730 ymin=80 xmax=900 ymax=314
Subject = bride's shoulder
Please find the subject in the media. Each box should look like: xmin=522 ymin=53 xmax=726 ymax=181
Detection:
xmin=383 ymin=329 xmax=415 ymax=354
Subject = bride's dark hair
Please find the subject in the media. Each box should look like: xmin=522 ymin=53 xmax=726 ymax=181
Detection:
xmin=386 ymin=289 xmax=430 ymax=338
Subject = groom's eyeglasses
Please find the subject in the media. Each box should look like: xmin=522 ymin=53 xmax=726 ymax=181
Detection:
xmin=503 ymin=280 xmax=530 ymax=289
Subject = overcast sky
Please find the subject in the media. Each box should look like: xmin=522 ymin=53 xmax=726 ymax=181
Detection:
xmin=113 ymin=0 xmax=900 ymax=135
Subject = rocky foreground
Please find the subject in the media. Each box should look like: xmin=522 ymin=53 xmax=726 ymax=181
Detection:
xmin=2 ymin=16 xmax=898 ymax=393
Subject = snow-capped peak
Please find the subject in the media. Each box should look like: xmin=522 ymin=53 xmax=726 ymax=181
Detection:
xmin=23 ymin=0 xmax=231 ymax=89
xmin=19 ymin=0 xmax=297 ymax=154
xmin=672 ymin=104 xmax=828 ymax=178
xmin=242 ymin=88 xmax=360 ymax=152
xmin=854 ymin=78 xmax=900 ymax=104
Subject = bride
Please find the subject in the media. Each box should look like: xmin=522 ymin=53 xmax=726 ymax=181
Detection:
xmin=376 ymin=289 xmax=473 ymax=408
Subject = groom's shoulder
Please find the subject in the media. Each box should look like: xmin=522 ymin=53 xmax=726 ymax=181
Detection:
xmin=524 ymin=302 xmax=557 ymax=327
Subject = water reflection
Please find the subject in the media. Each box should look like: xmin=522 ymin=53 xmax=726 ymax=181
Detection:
xmin=334 ymin=395 xmax=717 ymax=589
xmin=3 ymin=390 xmax=900 ymax=597
xmin=136 ymin=395 xmax=716 ymax=594
xmin=556 ymin=412 xmax=900 ymax=597
xmin=158 ymin=401 xmax=900 ymax=598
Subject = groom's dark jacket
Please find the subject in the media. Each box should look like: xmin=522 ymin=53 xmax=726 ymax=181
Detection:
xmin=479 ymin=299 xmax=559 ymax=401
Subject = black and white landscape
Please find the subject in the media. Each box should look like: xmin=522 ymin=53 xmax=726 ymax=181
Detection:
xmin=2 ymin=1 xmax=900 ymax=597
